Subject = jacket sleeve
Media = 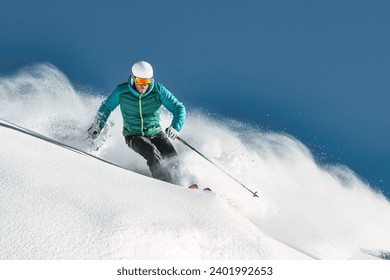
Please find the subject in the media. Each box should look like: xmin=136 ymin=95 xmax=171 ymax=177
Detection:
xmin=95 ymin=87 xmax=121 ymax=130
xmin=159 ymin=84 xmax=186 ymax=132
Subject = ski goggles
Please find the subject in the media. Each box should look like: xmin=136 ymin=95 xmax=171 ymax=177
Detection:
xmin=134 ymin=76 xmax=153 ymax=85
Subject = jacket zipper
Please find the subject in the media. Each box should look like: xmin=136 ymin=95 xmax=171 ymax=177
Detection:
xmin=139 ymin=95 xmax=144 ymax=136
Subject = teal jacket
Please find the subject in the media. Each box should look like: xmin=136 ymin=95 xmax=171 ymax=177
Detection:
xmin=95 ymin=80 xmax=186 ymax=136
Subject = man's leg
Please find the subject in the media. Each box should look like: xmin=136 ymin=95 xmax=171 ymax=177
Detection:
xmin=150 ymin=131 xmax=192 ymax=186
xmin=125 ymin=134 xmax=174 ymax=183
xmin=150 ymin=131 xmax=178 ymax=159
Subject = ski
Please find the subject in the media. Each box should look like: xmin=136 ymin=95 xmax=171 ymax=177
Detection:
xmin=189 ymin=184 xmax=199 ymax=190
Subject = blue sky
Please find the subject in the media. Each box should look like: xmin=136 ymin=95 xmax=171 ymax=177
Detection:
xmin=1 ymin=0 xmax=389 ymax=196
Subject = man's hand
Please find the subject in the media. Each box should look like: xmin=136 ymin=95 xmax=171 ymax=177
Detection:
xmin=88 ymin=124 xmax=100 ymax=139
xmin=165 ymin=125 xmax=178 ymax=140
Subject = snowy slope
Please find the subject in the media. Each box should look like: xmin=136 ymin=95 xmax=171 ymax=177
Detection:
xmin=1 ymin=63 xmax=390 ymax=260
xmin=0 ymin=122 xmax=311 ymax=259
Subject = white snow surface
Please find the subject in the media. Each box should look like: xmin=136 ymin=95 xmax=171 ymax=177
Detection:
xmin=1 ymin=63 xmax=390 ymax=260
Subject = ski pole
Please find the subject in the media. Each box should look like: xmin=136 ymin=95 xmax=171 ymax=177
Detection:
xmin=177 ymin=136 xmax=259 ymax=198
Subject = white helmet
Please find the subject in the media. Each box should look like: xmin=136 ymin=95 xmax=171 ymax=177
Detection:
xmin=131 ymin=61 xmax=153 ymax=78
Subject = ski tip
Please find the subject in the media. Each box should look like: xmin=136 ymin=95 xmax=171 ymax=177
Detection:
xmin=203 ymin=187 xmax=212 ymax=192
xmin=188 ymin=184 xmax=199 ymax=190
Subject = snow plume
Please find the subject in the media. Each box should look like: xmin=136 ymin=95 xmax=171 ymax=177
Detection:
xmin=1 ymin=63 xmax=390 ymax=259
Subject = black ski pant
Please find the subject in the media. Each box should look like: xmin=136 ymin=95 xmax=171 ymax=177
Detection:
xmin=125 ymin=131 xmax=180 ymax=184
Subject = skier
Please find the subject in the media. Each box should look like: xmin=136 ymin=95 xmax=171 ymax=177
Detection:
xmin=88 ymin=61 xmax=186 ymax=185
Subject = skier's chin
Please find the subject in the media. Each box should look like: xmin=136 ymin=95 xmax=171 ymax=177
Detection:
xmin=135 ymin=83 xmax=149 ymax=94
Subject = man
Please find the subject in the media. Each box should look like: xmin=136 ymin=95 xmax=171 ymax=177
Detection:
xmin=88 ymin=61 xmax=186 ymax=185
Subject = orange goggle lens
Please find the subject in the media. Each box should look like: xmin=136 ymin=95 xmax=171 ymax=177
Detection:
xmin=135 ymin=77 xmax=152 ymax=85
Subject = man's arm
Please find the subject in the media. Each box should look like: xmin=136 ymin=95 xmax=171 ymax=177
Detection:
xmin=159 ymin=84 xmax=186 ymax=132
